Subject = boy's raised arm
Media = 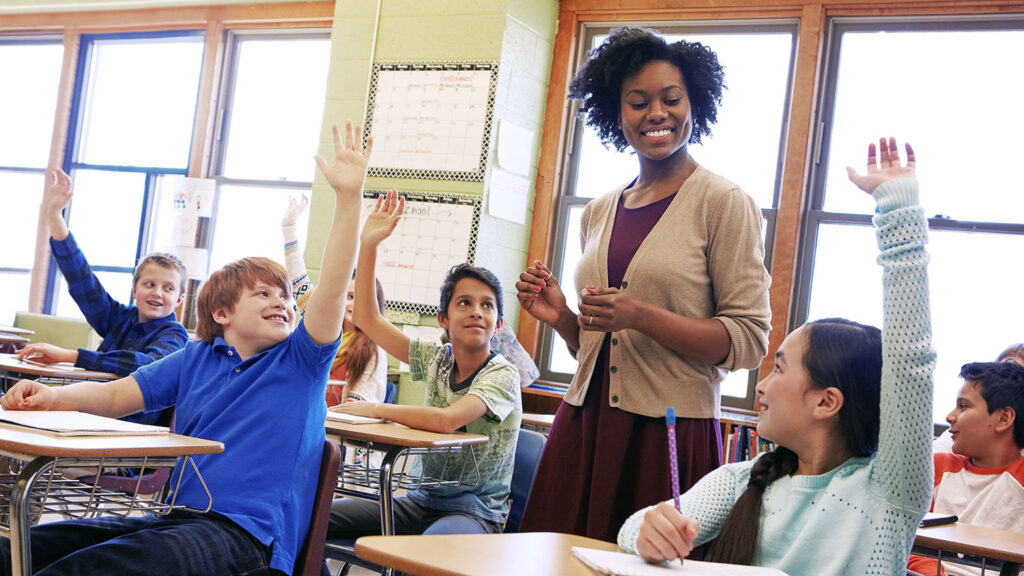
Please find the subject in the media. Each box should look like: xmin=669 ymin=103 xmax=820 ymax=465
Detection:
xmin=353 ymin=190 xmax=410 ymax=363
xmin=304 ymin=121 xmax=370 ymax=346
xmin=42 ymin=168 xmax=73 ymax=241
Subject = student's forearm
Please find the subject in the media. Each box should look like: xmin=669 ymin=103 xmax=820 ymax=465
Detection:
xmin=52 ymin=377 xmax=146 ymax=418
xmin=353 ymin=243 xmax=409 ymax=363
xmin=46 ymin=208 xmax=70 ymax=241
xmin=304 ymin=204 xmax=360 ymax=343
xmin=372 ymin=403 xmax=468 ymax=434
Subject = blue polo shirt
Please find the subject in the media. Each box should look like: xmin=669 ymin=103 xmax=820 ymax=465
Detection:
xmin=133 ymin=320 xmax=337 ymax=574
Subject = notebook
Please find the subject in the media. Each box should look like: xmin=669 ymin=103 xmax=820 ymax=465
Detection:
xmin=326 ymin=411 xmax=385 ymax=425
xmin=569 ymin=547 xmax=790 ymax=575
xmin=0 ymin=410 xmax=169 ymax=437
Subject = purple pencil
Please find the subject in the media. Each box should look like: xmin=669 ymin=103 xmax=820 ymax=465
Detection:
xmin=666 ymin=407 xmax=681 ymax=512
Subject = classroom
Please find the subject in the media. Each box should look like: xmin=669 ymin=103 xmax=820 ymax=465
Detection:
xmin=1 ymin=0 xmax=1023 ymax=575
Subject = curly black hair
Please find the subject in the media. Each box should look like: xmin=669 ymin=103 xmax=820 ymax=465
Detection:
xmin=568 ymin=27 xmax=726 ymax=151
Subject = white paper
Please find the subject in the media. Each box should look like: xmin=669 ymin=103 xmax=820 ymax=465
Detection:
xmin=569 ymin=547 xmax=789 ymax=575
xmin=488 ymin=168 xmax=530 ymax=225
xmin=0 ymin=410 xmax=170 ymax=436
xmin=496 ymin=120 xmax=534 ymax=176
xmin=326 ymin=412 xmax=385 ymax=425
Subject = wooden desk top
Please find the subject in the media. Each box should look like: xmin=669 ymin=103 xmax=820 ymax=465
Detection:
xmin=0 ymin=334 xmax=29 ymax=345
xmin=916 ymin=522 xmax=1024 ymax=564
xmin=0 ymin=353 xmax=118 ymax=381
xmin=355 ymin=532 xmax=618 ymax=576
xmin=0 ymin=325 xmax=33 ymax=336
xmin=325 ymin=419 xmax=488 ymax=449
xmin=0 ymin=425 xmax=224 ymax=459
xmin=522 ymin=412 xmax=554 ymax=429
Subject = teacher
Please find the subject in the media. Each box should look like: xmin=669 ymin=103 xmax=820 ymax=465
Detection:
xmin=516 ymin=27 xmax=771 ymax=541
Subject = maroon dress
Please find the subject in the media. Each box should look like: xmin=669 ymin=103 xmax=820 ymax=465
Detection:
xmin=519 ymin=192 xmax=722 ymax=542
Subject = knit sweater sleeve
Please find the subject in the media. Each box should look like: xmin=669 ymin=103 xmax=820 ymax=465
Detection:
xmin=869 ymin=177 xmax=935 ymax=515
xmin=282 ymin=223 xmax=314 ymax=313
xmin=618 ymin=460 xmax=751 ymax=553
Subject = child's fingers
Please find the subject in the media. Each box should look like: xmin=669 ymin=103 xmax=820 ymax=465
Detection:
xmin=343 ymin=121 xmax=355 ymax=151
xmin=331 ymin=123 xmax=343 ymax=154
xmin=364 ymin=134 xmax=374 ymax=159
xmin=314 ymin=155 xmax=329 ymax=175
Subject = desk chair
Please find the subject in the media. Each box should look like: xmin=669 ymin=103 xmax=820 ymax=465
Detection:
xmin=295 ymin=439 xmax=343 ymax=576
xmin=77 ymin=409 xmax=178 ymax=501
xmin=325 ymin=427 xmax=547 ymax=575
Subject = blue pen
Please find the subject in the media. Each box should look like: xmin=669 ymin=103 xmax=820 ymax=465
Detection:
xmin=666 ymin=407 xmax=681 ymax=512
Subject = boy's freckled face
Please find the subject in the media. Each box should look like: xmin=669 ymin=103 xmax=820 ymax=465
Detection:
xmin=132 ymin=264 xmax=185 ymax=322
xmin=946 ymin=381 xmax=998 ymax=459
xmin=438 ymin=278 xmax=502 ymax=351
xmin=216 ymin=282 xmax=294 ymax=351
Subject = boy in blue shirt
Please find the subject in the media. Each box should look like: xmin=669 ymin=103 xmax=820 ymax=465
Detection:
xmin=330 ymin=191 xmax=522 ymax=536
xmin=0 ymin=121 xmax=369 ymax=576
xmin=16 ymin=168 xmax=188 ymax=425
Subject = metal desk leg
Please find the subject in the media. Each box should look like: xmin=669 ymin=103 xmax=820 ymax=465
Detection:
xmin=9 ymin=456 xmax=53 ymax=576
xmin=376 ymin=445 xmax=405 ymax=576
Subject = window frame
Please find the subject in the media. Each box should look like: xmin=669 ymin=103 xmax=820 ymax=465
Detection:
xmin=794 ymin=14 xmax=1024 ymax=332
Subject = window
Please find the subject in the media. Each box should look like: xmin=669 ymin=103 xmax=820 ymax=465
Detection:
xmin=205 ymin=31 xmax=330 ymax=271
xmin=541 ymin=23 xmax=796 ymax=408
xmin=53 ymin=31 xmax=205 ymax=319
xmin=0 ymin=38 xmax=64 ymax=325
xmin=798 ymin=17 xmax=1024 ymax=424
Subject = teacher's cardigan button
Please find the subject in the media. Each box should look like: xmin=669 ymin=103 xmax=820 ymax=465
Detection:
xmin=611 ymin=337 xmax=618 ymax=345
xmin=610 ymin=365 xmax=618 ymax=373
xmin=620 ymin=281 xmax=628 ymax=289
xmin=611 ymin=395 xmax=619 ymax=403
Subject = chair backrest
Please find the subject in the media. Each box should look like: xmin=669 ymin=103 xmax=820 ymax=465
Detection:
xmin=384 ymin=380 xmax=396 ymax=405
xmin=504 ymin=428 xmax=546 ymax=533
xmin=294 ymin=438 xmax=342 ymax=576
xmin=14 ymin=311 xmax=100 ymax=351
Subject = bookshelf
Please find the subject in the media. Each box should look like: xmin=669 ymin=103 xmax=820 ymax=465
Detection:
xmin=721 ymin=408 xmax=773 ymax=463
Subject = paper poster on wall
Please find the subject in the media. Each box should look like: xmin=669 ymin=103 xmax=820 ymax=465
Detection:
xmin=363 ymin=62 xmax=498 ymax=182
xmin=487 ymin=168 xmax=530 ymax=226
xmin=362 ymin=189 xmax=481 ymax=315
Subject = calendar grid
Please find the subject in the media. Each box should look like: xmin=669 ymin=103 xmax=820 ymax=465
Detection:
xmin=363 ymin=189 xmax=480 ymax=316
xmin=363 ymin=61 xmax=497 ymax=182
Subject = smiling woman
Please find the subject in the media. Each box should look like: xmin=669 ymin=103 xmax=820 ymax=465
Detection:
xmin=515 ymin=27 xmax=771 ymax=541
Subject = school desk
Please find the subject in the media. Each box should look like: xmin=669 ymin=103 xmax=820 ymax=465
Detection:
xmin=0 ymin=327 xmax=34 ymax=336
xmin=0 ymin=353 xmax=118 ymax=388
xmin=353 ymin=532 xmax=616 ymax=576
xmin=0 ymin=425 xmax=223 ymax=576
xmin=916 ymin=521 xmax=1024 ymax=576
xmin=521 ymin=412 xmax=554 ymax=432
xmin=324 ymin=419 xmax=488 ymax=537
xmin=0 ymin=334 xmax=29 ymax=355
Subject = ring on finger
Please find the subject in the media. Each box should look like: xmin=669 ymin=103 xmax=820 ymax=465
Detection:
xmin=587 ymin=315 xmax=594 ymax=326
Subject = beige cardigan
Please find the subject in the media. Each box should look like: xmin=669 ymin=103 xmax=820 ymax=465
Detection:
xmin=563 ymin=166 xmax=771 ymax=419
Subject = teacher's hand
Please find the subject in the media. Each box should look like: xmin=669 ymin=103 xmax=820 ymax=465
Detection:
xmin=516 ymin=260 xmax=568 ymax=326
xmin=577 ymin=286 xmax=639 ymax=333
xmin=635 ymin=502 xmax=700 ymax=563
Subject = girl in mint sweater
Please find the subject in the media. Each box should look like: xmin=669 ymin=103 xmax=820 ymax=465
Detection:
xmin=618 ymin=138 xmax=935 ymax=575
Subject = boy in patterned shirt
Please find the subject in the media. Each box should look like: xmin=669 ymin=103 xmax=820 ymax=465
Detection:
xmin=329 ymin=190 xmax=521 ymax=536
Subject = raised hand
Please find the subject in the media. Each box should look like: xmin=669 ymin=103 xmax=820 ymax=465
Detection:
xmin=846 ymin=137 xmax=916 ymax=195
xmin=0 ymin=379 xmax=57 ymax=411
xmin=281 ymin=193 xmax=309 ymax=227
xmin=314 ymin=121 xmax=373 ymax=199
xmin=634 ymin=502 xmax=701 ymax=563
xmin=42 ymin=168 xmax=73 ymax=216
xmin=361 ymin=189 xmax=405 ymax=247
xmin=516 ymin=260 xmax=569 ymax=326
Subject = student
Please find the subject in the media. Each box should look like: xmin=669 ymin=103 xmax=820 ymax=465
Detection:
xmin=908 ymin=361 xmax=1024 ymax=576
xmin=934 ymin=344 xmax=1024 ymax=453
xmin=281 ymin=193 xmax=388 ymax=405
xmin=328 ymin=190 xmax=522 ymax=536
xmin=0 ymin=120 xmax=369 ymax=576
xmin=617 ymin=138 xmax=935 ymax=575
xmin=15 ymin=168 xmax=188 ymax=425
